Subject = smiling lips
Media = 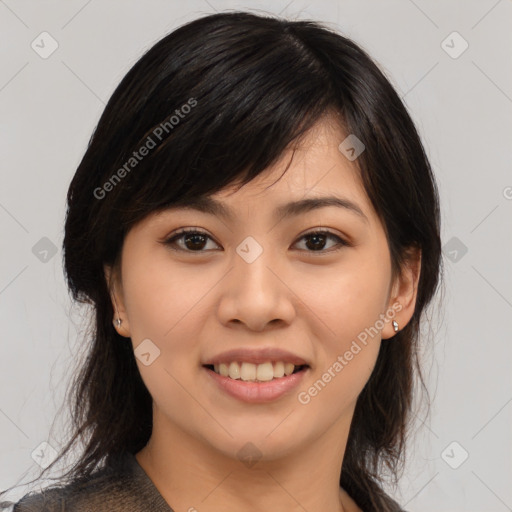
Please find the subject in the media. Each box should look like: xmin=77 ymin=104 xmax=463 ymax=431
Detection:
xmin=204 ymin=364 xmax=309 ymax=403
xmin=202 ymin=347 xmax=310 ymax=402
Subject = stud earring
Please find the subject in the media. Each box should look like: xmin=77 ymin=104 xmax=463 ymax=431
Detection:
xmin=392 ymin=320 xmax=399 ymax=333
xmin=114 ymin=318 xmax=122 ymax=328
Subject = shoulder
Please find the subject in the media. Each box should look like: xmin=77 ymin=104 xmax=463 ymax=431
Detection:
xmin=10 ymin=486 xmax=64 ymax=512
xmin=9 ymin=452 xmax=171 ymax=512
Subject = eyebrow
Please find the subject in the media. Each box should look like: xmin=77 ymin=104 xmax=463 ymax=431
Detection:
xmin=170 ymin=195 xmax=369 ymax=224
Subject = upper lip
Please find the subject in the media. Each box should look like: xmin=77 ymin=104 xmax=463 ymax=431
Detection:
xmin=202 ymin=347 xmax=310 ymax=366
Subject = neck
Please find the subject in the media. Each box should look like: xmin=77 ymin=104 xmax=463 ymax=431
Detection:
xmin=135 ymin=408 xmax=359 ymax=512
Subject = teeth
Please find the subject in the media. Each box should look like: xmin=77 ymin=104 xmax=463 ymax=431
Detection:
xmin=273 ymin=361 xmax=285 ymax=378
xmin=228 ymin=362 xmax=241 ymax=379
xmin=240 ymin=362 xmax=257 ymax=381
xmin=256 ymin=362 xmax=274 ymax=381
xmin=284 ymin=362 xmax=295 ymax=376
xmin=210 ymin=361 xmax=305 ymax=381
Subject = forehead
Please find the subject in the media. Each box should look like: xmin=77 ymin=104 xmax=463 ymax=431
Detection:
xmin=210 ymin=116 xmax=372 ymax=218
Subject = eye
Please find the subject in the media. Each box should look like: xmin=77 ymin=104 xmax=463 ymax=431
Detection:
xmin=163 ymin=228 xmax=220 ymax=252
xmin=163 ymin=228 xmax=349 ymax=254
xmin=292 ymin=229 xmax=349 ymax=253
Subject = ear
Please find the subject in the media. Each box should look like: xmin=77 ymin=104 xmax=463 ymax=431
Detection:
xmin=104 ymin=263 xmax=131 ymax=338
xmin=381 ymin=246 xmax=422 ymax=340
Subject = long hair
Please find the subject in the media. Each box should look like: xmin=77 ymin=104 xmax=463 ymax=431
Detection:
xmin=2 ymin=11 xmax=442 ymax=511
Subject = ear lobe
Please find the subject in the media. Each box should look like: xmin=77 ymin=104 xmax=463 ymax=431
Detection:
xmin=104 ymin=263 xmax=131 ymax=338
xmin=382 ymin=247 xmax=422 ymax=340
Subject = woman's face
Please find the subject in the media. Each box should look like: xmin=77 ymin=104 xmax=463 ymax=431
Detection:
xmin=107 ymin=117 xmax=418 ymax=463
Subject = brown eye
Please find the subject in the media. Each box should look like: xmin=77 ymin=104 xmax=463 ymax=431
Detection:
xmin=293 ymin=230 xmax=348 ymax=253
xmin=164 ymin=229 xmax=220 ymax=252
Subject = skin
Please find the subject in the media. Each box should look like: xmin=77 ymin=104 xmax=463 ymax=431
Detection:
xmin=105 ymin=114 xmax=421 ymax=512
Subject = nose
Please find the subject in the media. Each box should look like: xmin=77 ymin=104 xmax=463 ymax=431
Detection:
xmin=216 ymin=241 xmax=296 ymax=332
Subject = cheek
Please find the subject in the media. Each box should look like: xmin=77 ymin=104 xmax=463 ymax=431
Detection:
xmin=299 ymin=249 xmax=391 ymax=347
xmin=121 ymin=247 xmax=203 ymax=340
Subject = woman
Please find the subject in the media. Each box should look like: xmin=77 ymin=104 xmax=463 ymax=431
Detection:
xmin=2 ymin=10 xmax=442 ymax=512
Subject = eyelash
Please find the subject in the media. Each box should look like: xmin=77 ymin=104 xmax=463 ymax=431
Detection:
xmin=163 ymin=228 xmax=350 ymax=255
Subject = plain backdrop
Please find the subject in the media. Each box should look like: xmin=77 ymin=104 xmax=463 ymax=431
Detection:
xmin=1 ymin=1 xmax=511 ymax=510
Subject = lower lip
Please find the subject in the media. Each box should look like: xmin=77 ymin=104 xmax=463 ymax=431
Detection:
xmin=204 ymin=366 xmax=308 ymax=403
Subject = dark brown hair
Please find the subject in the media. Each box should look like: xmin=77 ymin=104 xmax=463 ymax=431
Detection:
xmin=2 ymin=11 xmax=442 ymax=511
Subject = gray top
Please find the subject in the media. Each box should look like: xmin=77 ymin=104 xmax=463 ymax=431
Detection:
xmin=9 ymin=452 xmax=173 ymax=512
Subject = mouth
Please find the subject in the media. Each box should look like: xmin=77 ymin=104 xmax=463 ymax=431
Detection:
xmin=202 ymin=362 xmax=310 ymax=403
xmin=202 ymin=362 xmax=309 ymax=382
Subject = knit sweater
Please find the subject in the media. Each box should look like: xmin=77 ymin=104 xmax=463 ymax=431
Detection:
xmin=6 ymin=452 xmax=407 ymax=511
xmin=9 ymin=452 xmax=172 ymax=512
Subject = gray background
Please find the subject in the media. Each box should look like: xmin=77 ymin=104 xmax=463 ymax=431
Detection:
xmin=1 ymin=0 xmax=511 ymax=510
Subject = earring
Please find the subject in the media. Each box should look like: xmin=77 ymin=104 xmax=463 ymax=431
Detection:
xmin=114 ymin=318 xmax=122 ymax=328
xmin=392 ymin=320 xmax=399 ymax=333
